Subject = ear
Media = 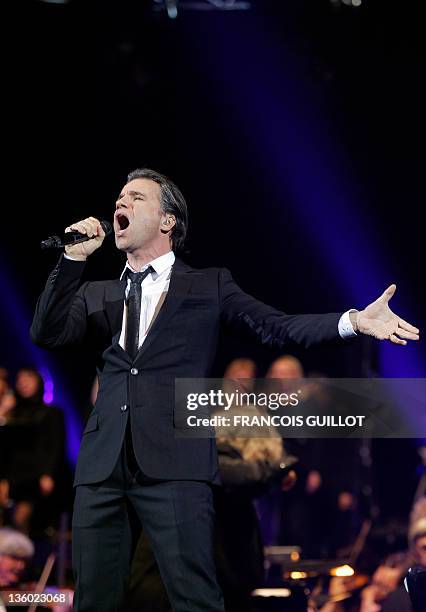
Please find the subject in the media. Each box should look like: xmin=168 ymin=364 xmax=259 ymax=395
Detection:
xmin=160 ymin=214 xmax=176 ymax=234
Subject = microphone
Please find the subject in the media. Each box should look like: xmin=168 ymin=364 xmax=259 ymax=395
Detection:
xmin=41 ymin=220 xmax=113 ymax=250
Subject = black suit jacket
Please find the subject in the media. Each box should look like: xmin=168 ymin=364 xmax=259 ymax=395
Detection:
xmin=30 ymin=255 xmax=345 ymax=486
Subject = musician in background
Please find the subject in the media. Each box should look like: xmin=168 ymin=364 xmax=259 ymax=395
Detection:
xmin=357 ymin=496 xmax=426 ymax=612
xmin=266 ymin=356 xmax=363 ymax=558
xmin=222 ymin=357 xmax=257 ymax=386
xmin=408 ymin=497 xmax=426 ymax=567
xmin=0 ymin=527 xmax=34 ymax=593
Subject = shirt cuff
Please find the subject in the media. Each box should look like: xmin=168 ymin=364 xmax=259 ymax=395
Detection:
xmin=64 ymin=253 xmax=84 ymax=262
xmin=338 ymin=310 xmax=358 ymax=338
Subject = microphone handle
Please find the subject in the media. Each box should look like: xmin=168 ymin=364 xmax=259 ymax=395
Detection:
xmin=41 ymin=231 xmax=91 ymax=250
xmin=40 ymin=220 xmax=112 ymax=250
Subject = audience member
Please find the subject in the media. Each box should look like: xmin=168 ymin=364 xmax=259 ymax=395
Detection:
xmin=2 ymin=368 xmax=67 ymax=533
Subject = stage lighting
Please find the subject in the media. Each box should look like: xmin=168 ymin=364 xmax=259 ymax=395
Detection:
xmin=331 ymin=0 xmax=363 ymax=6
xmin=153 ymin=0 xmax=251 ymax=18
xmin=252 ymin=589 xmax=292 ymax=598
xmin=330 ymin=564 xmax=355 ymax=577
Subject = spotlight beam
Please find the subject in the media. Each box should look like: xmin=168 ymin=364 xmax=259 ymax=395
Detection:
xmin=153 ymin=0 xmax=251 ymax=16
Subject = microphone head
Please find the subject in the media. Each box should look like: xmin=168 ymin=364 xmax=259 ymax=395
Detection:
xmin=100 ymin=220 xmax=113 ymax=236
xmin=40 ymin=236 xmax=61 ymax=250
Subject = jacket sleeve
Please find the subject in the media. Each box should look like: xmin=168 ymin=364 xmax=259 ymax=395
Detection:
xmin=30 ymin=255 xmax=89 ymax=348
xmin=218 ymin=267 xmax=344 ymax=349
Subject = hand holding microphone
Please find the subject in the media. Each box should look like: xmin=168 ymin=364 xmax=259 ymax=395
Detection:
xmin=64 ymin=217 xmax=108 ymax=260
xmin=41 ymin=217 xmax=112 ymax=260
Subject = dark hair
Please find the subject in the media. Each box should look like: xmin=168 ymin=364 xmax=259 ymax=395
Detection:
xmin=127 ymin=168 xmax=188 ymax=252
xmin=16 ymin=366 xmax=45 ymax=404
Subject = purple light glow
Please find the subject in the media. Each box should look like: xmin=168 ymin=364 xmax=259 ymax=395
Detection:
xmin=0 ymin=261 xmax=82 ymax=465
xmin=39 ymin=366 xmax=54 ymax=404
xmin=187 ymin=15 xmax=424 ymax=377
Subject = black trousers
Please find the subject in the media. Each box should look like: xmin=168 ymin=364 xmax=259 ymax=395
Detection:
xmin=72 ymin=424 xmax=224 ymax=612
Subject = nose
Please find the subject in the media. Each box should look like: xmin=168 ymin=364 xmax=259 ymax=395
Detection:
xmin=115 ymin=192 xmax=132 ymax=210
xmin=14 ymin=559 xmax=26 ymax=571
xmin=116 ymin=194 xmax=130 ymax=210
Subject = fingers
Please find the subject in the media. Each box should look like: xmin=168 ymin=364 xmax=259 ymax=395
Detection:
xmin=65 ymin=217 xmax=104 ymax=239
xmin=91 ymin=217 xmax=106 ymax=239
xmin=394 ymin=327 xmax=420 ymax=341
xmin=398 ymin=317 xmax=420 ymax=335
xmin=380 ymin=284 xmax=396 ymax=303
xmin=66 ymin=219 xmax=94 ymax=237
xmin=389 ymin=334 xmax=407 ymax=346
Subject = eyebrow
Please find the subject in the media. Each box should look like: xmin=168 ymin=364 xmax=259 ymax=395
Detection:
xmin=117 ymin=190 xmax=146 ymax=199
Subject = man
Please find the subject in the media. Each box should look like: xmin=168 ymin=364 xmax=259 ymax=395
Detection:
xmin=30 ymin=168 xmax=419 ymax=611
xmin=265 ymin=356 xmax=363 ymax=557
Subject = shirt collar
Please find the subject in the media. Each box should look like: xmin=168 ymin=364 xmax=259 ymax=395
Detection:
xmin=120 ymin=251 xmax=175 ymax=281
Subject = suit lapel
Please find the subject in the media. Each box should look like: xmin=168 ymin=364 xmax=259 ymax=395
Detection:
xmin=105 ymin=278 xmax=127 ymax=339
xmin=134 ymin=258 xmax=193 ymax=362
xmin=103 ymin=259 xmax=194 ymax=362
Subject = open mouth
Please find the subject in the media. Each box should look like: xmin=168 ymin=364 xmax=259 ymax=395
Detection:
xmin=116 ymin=213 xmax=130 ymax=231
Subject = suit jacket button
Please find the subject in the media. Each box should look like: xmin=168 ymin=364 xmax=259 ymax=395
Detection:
xmin=120 ymin=404 xmax=128 ymax=412
xmin=130 ymin=368 xmax=138 ymax=375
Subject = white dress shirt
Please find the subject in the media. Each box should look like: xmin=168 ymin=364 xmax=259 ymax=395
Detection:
xmin=118 ymin=250 xmax=175 ymax=350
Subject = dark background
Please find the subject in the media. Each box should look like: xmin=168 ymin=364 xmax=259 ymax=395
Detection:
xmin=1 ymin=0 xmax=425 ymax=515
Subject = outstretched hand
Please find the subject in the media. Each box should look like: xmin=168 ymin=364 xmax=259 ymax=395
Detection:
xmin=353 ymin=284 xmax=420 ymax=345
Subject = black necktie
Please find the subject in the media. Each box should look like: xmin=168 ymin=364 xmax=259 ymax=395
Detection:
xmin=125 ymin=266 xmax=154 ymax=359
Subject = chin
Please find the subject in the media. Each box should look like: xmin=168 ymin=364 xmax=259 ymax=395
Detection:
xmin=115 ymin=236 xmax=129 ymax=250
